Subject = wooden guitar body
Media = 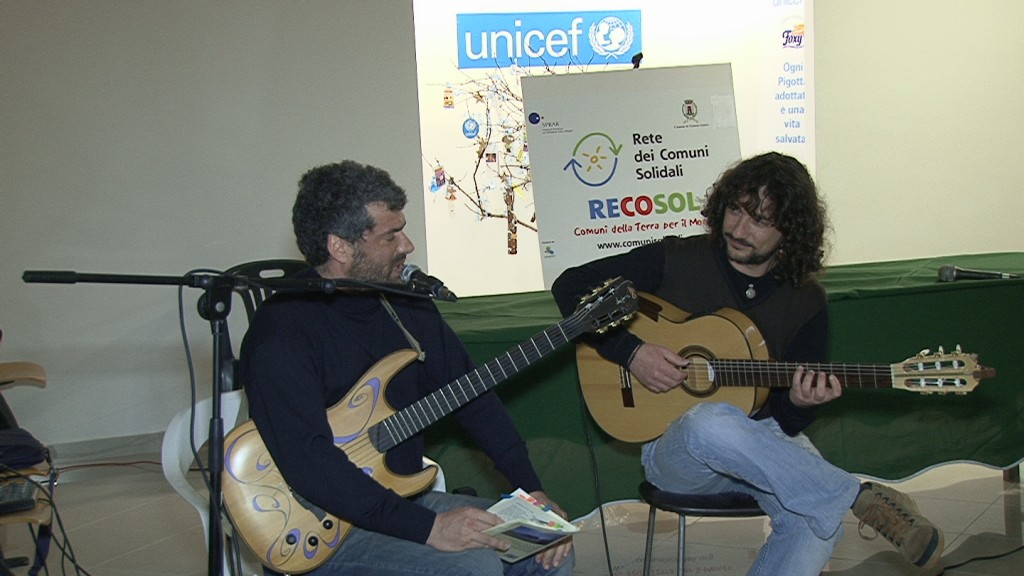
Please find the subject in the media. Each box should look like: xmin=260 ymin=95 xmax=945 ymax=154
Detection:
xmin=577 ymin=292 xmax=769 ymax=443
xmin=222 ymin=350 xmax=435 ymax=573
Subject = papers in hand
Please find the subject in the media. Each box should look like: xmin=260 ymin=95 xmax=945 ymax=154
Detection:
xmin=484 ymin=488 xmax=578 ymax=563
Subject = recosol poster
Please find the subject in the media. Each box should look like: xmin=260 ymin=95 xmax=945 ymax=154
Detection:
xmin=521 ymin=64 xmax=742 ymax=287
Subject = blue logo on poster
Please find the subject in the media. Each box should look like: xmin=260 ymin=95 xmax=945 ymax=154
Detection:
xmin=463 ymin=118 xmax=480 ymax=139
xmin=456 ymin=11 xmax=642 ymax=69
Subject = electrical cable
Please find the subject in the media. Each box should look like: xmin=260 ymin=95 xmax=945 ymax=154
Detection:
xmin=577 ymin=378 xmax=616 ymax=576
xmin=1 ymin=462 xmax=93 ymax=576
xmin=935 ymin=541 xmax=1024 ymax=574
xmin=176 ymin=268 xmax=225 ymax=500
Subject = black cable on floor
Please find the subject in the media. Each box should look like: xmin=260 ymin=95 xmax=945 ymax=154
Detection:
xmin=577 ymin=378 xmax=616 ymax=576
xmin=935 ymin=542 xmax=1024 ymax=574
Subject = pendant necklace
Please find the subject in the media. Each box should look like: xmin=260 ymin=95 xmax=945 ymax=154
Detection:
xmin=745 ymin=284 xmax=756 ymax=299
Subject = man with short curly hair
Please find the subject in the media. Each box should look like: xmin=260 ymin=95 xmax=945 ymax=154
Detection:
xmin=243 ymin=160 xmax=574 ymax=576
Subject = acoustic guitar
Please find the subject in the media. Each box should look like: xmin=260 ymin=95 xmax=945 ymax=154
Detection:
xmin=222 ymin=277 xmax=637 ymax=574
xmin=576 ymin=292 xmax=995 ymax=443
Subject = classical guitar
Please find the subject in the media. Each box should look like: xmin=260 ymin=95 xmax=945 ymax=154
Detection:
xmin=576 ymin=292 xmax=995 ymax=443
xmin=222 ymin=278 xmax=637 ymax=574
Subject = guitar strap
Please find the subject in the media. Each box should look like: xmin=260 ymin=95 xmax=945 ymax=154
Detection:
xmin=379 ymin=295 xmax=426 ymax=362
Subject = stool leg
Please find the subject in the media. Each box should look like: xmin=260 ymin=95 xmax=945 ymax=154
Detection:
xmin=677 ymin=514 xmax=686 ymax=576
xmin=643 ymin=505 xmax=657 ymax=576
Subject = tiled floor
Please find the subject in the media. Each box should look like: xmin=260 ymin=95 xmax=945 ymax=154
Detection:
xmin=1 ymin=458 xmax=1021 ymax=575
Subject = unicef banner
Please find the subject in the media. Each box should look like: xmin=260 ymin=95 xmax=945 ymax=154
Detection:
xmin=413 ymin=1 xmax=813 ymax=297
xmin=521 ymin=64 xmax=741 ymax=287
xmin=455 ymin=11 xmax=640 ymax=70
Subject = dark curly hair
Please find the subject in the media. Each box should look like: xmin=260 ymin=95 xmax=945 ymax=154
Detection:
xmin=702 ymin=152 xmax=830 ymax=286
xmin=292 ymin=160 xmax=407 ymax=266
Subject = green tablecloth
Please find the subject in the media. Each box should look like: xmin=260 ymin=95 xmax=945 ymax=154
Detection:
xmin=426 ymin=253 xmax=1024 ymax=517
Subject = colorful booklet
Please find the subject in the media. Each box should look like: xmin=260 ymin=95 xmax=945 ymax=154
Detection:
xmin=484 ymin=488 xmax=578 ymax=563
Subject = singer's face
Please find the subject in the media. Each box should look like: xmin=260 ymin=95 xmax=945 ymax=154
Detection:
xmin=348 ymin=203 xmax=414 ymax=283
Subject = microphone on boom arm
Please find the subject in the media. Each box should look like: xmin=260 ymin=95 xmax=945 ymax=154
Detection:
xmin=401 ymin=264 xmax=458 ymax=302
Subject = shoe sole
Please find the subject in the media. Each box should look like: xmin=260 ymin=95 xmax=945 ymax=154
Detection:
xmin=915 ymin=528 xmax=945 ymax=570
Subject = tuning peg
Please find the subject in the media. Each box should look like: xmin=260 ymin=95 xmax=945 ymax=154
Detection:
xmin=917 ymin=348 xmax=931 ymax=357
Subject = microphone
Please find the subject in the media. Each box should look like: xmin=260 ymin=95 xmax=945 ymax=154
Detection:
xmin=401 ymin=264 xmax=458 ymax=302
xmin=938 ymin=264 xmax=1021 ymax=282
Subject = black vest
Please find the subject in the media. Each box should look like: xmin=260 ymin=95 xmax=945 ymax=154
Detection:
xmin=655 ymin=235 xmax=826 ymax=361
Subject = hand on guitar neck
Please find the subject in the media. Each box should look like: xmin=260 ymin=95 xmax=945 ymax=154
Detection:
xmin=789 ymin=365 xmax=842 ymax=407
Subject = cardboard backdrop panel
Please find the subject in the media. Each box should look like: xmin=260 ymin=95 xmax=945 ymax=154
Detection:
xmin=522 ymin=64 xmax=742 ymax=287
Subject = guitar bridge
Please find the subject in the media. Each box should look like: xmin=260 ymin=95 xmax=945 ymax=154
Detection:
xmin=620 ymin=366 xmax=635 ymax=407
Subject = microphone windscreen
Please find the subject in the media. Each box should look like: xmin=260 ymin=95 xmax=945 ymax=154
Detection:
xmin=937 ymin=265 xmax=957 ymax=282
xmin=22 ymin=270 xmax=78 ymax=283
xmin=401 ymin=264 xmax=421 ymax=283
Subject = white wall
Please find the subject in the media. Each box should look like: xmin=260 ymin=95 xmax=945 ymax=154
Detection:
xmin=2 ymin=0 xmax=1021 ymax=450
xmin=1 ymin=0 xmax=425 ymax=449
xmin=815 ymin=0 xmax=1024 ymax=263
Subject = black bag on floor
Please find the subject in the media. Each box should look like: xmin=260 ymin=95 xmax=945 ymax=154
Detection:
xmin=0 ymin=427 xmax=47 ymax=469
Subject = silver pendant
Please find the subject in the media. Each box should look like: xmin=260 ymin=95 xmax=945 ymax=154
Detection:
xmin=745 ymin=284 xmax=756 ymax=299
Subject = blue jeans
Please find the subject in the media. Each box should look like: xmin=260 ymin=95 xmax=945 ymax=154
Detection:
xmin=276 ymin=490 xmax=575 ymax=576
xmin=642 ymin=402 xmax=860 ymax=576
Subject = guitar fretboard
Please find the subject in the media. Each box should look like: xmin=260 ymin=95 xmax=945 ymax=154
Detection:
xmin=705 ymin=360 xmax=896 ymax=389
xmin=368 ymin=294 xmax=629 ymax=452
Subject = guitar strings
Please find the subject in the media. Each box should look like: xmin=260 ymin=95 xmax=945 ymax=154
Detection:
xmin=689 ymin=359 xmax=964 ymax=390
xmin=702 ymin=360 xmax=892 ymax=388
xmin=344 ymin=315 xmax=590 ymax=465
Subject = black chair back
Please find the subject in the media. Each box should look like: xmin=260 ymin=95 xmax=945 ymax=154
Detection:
xmin=224 ymin=259 xmax=309 ymax=321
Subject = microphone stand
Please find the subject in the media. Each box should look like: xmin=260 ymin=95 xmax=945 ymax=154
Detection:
xmin=21 ymin=268 xmax=422 ymax=576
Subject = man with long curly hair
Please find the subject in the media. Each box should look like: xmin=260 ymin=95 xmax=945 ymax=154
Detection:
xmin=551 ymin=152 xmax=943 ymax=575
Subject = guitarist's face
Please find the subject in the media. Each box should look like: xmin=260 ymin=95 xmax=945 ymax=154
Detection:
xmin=347 ymin=203 xmax=415 ymax=283
xmin=722 ymin=192 xmax=783 ymax=277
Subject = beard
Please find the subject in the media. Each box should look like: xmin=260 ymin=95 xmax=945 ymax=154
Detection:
xmin=349 ymin=248 xmax=402 ymax=283
xmin=724 ymin=233 xmax=780 ymax=266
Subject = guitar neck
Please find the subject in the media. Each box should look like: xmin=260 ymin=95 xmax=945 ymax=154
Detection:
xmin=369 ymin=310 xmax=591 ymax=452
xmin=708 ymin=359 xmax=896 ymax=389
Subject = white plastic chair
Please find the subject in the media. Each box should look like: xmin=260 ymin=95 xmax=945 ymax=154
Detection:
xmin=161 ymin=389 xmax=261 ymax=576
xmin=161 ymin=390 xmax=446 ymax=576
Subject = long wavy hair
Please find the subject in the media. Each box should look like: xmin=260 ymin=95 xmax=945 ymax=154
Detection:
xmin=292 ymin=160 xmax=406 ymax=266
xmin=702 ymin=152 xmax=830 ymax=286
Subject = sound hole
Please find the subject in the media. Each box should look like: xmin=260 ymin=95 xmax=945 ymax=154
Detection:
xmin=681 ymin=346 xmax=717 ymax=397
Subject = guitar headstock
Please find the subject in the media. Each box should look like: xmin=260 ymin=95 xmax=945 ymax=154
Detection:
xmin=574 ymin=277 xmax=639 ymax=334
xmin=891 ymin=346 xmax=995 ymax=394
